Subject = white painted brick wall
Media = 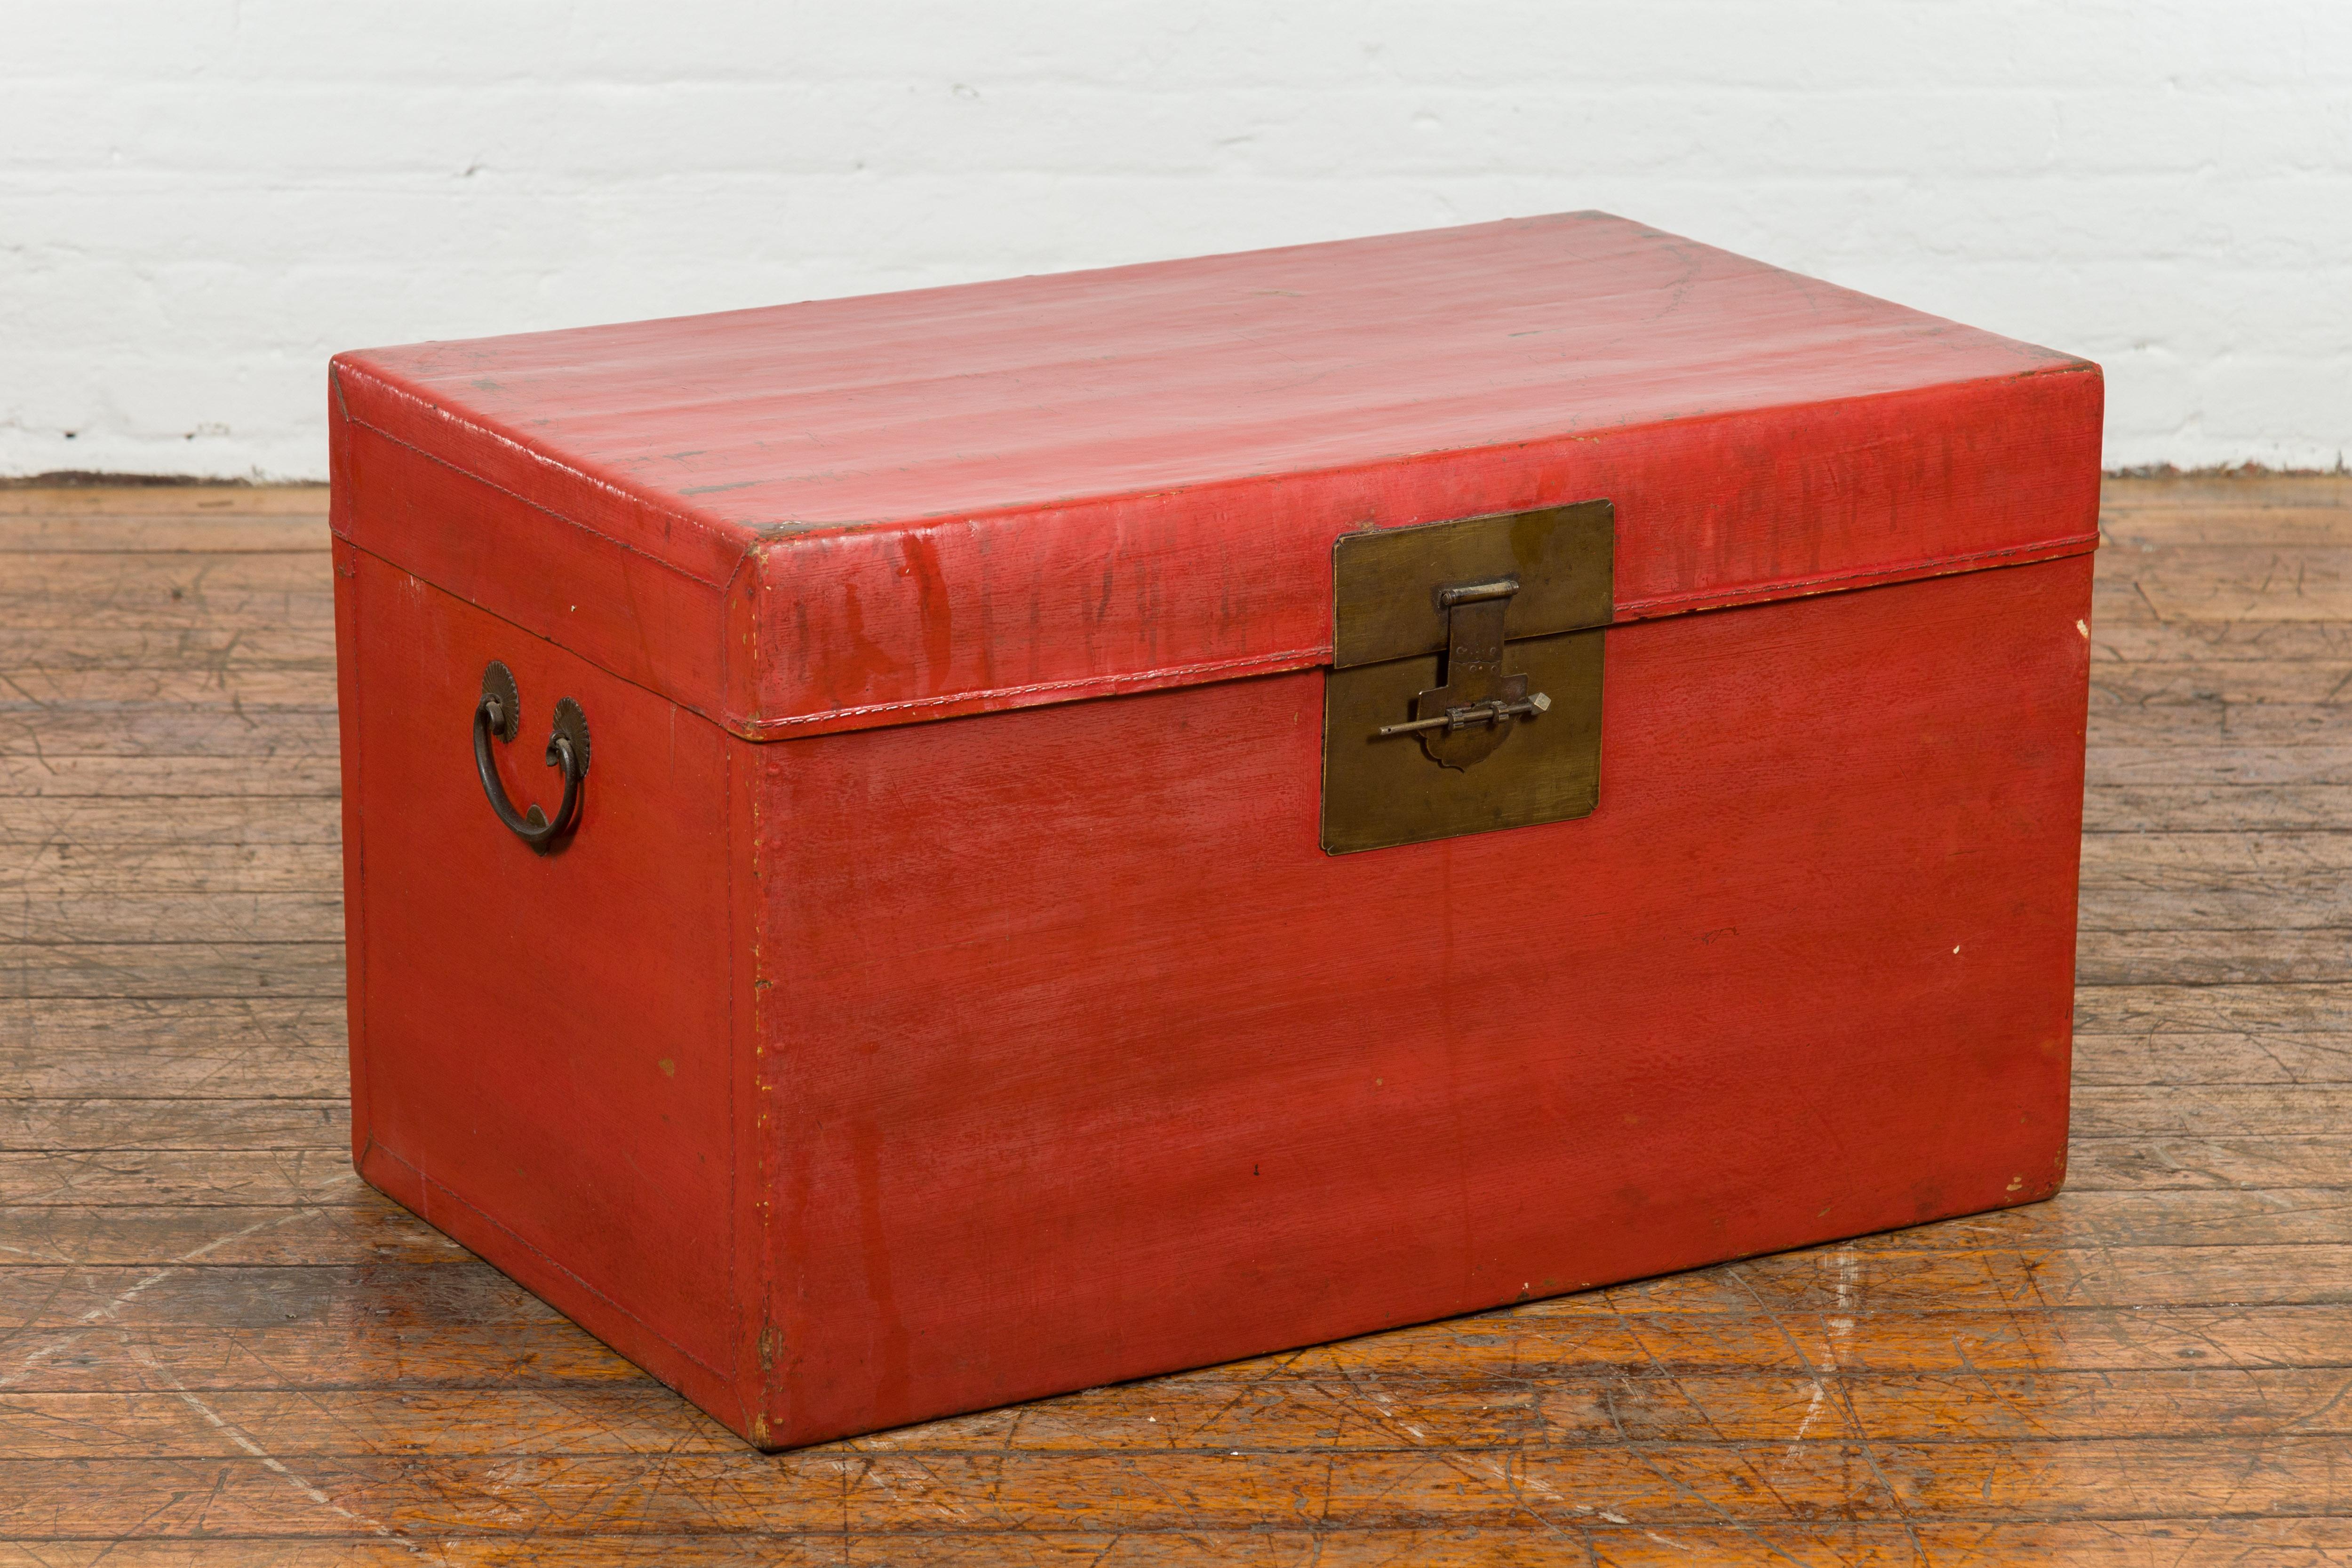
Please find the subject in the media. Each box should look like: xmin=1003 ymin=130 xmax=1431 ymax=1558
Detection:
xmin=4 ymin=0 xmax=2347 ymax=478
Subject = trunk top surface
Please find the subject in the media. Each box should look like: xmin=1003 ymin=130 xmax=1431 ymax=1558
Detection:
xmin=330 ymin=211 xmax=2102 ymax=739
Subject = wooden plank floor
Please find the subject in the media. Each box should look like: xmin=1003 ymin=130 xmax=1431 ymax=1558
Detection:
xmin=1 ymin=478 xmax=2348 ymax=1565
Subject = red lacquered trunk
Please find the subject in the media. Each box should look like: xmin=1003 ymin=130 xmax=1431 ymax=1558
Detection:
xmin=330 ymin=212 xmax=2101 ymax=1449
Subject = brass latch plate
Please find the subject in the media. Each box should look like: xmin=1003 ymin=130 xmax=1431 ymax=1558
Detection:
xmin=1321 ymin=501 xmax=1613 ymax=853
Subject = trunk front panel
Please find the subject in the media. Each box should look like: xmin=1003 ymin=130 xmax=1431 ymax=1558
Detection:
xmin=752 ymin=557 xmax=2091 ymax=1447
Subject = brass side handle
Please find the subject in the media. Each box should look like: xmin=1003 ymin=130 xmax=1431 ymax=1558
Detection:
xmin=472 ymin=661 xmax=590 ymax=853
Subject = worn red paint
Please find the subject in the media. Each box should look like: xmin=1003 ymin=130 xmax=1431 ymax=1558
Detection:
xmin=332 ymin=212 xmax=2100 ymax=1449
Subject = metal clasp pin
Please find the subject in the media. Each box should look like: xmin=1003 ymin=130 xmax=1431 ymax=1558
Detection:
xmin=1377 ymin=690 xmax=1551 ymax=737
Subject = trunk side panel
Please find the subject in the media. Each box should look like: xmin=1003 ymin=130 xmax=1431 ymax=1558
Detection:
xmin=341 ymin=548 xmax=748 ymax=1426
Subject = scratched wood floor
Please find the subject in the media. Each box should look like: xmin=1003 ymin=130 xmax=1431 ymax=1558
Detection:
xmin=1 ymin=478 xmax=2348 ymax=1566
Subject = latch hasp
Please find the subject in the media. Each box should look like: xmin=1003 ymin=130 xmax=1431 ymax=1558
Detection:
xmin=1321 ymin=501 xmax=1614 ymax=854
